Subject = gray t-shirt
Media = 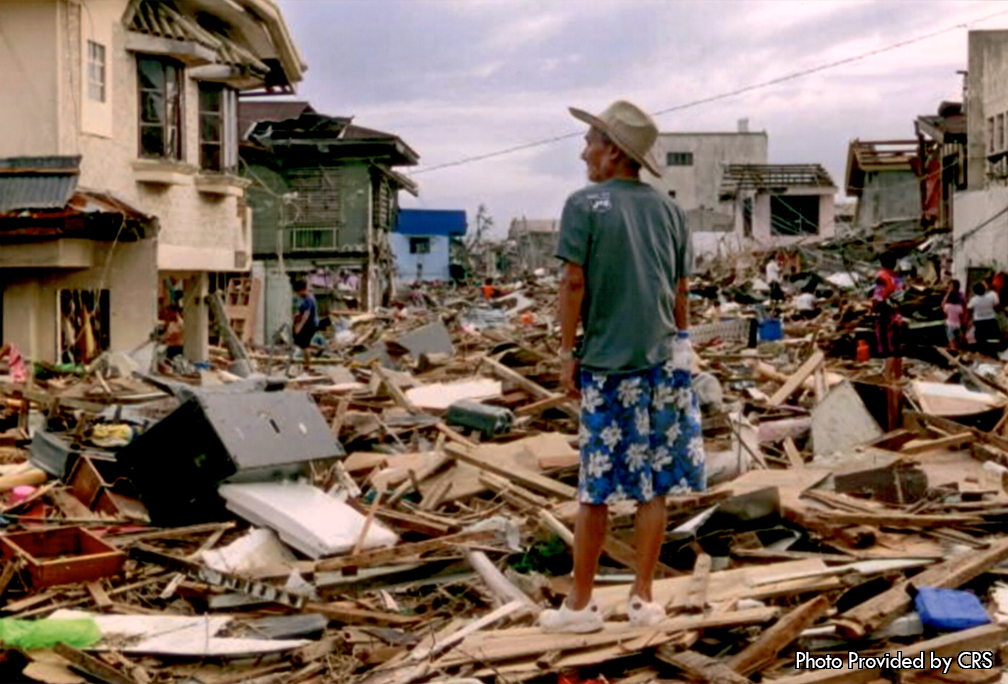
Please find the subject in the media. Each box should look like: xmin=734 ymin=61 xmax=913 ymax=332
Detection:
xmin=555 ymin=178 xmax=692 ymax=372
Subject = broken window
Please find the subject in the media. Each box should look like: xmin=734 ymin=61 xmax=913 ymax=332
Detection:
xmin=138 ymin=57 xmax=183 ymax=161
xmin=770 ymin=195 xmax=819 ymax=236
xmin=58 ymin=290 xmax=110 ymax=365
xmin=199 ymin=83 xmax=238 ymax=172
xmin=87 ymin=41 xmax=106 ymax=103
xmin=666 ymin=152 xmax=693 ymax=167
xmin=409 ymin=237 xmax=431 ymax=254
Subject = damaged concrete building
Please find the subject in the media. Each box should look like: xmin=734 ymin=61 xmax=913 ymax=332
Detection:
xmin=240 ymin=102 xmax=419 ymax=333
xmin=0 ymin=0 xmax=305 ymax=364
xmin=954 ymin=29 xmax=1008 ymax=286
xmin=647 ymin=123 xmax=769 ymax=256
xmin=507 ymin=219 xmax=559 ymax=275
xmin=844 ymin=139 xmax=922 ymax=232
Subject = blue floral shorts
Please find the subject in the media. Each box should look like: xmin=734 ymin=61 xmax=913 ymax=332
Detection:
xmin=578 ymin=361 xmax=706 ymax=505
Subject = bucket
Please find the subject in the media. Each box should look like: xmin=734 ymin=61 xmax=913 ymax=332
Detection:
xmin=757 ymin=319 xmax=783 ymax=342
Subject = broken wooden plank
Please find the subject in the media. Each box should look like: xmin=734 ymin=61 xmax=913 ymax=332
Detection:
xmin=769 ymin=350 xmax=824 ymax=406
xmin=835 ymin=536 xmax=1008 ymax=638
xmin=86 ymin=581 xmax=113 ymax=610
xmin=314 ymin=528 xmax=497 ymax=573
xmin=728 ymin=595 xmax=830 ymax=676
xmin=770 ymin=624 xmax=1008 ymax=684
xmin=672 ymin=553 xmax=711 ymax=614
xmin=371 ymin=363 xmax=421 ymax=416
xmin=466 ymin=551 xmax=538 ymax=614
xmin=900 ymin=432 xmax=975 ymax=455
xmin=444 ymin=442 xmax=576 ymax=500
xmin=0 ymin=558 xmax=21 ymax=604
xmin=303 ymin=601 xmax=421 ymax=627
xmin=656 ymin=648 xmax=751 ymax=684
xmin=516 ymin=394 xmax=575 ymax=417
xmin=481 ymin=356 xmax=580 ymax=420
xmin=783 ymin=437 xmax=804 ymax=469
xmin=53 ymin=643 xmax=135 ymax=684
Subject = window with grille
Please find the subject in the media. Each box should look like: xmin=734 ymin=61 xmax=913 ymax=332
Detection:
xmin=87 ymin=41 xmax=106 ymax=102
xmin=666 ymin=152 xmax=693 ymax=166
xmin=199 ymin=84 xmax=238 ymax=172
xmin=138 ymin=57 xmax=183 ymax=160
xmin=770 ymin=195 xmax=819 ymax=235
xmin=409 ymin=237 xmax=431 ymax=254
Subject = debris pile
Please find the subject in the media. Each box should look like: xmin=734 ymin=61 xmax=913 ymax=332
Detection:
xmin=1 ymin=263 xmax=1008 ymax=683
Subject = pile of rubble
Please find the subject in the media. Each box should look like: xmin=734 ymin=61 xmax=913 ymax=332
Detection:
xmin=0 ymin=264 xmax=1007 ymax=683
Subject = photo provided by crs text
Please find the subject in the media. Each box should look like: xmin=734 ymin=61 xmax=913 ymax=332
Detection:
xmin=795 ymin=651 xmax=996 ymax=675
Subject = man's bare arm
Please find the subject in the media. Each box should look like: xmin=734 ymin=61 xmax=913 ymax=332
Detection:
xmin=559 ymin=262 xmax=586 ymax=350
xmin=674 ymin=277 xmax=689 ymax=332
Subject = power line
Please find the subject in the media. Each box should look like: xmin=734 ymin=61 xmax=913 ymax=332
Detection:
xmin=409 ymin=6 xmax=1008 ymax=177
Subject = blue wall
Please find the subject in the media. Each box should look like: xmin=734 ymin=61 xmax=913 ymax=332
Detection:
xmin=391 ymin=233 xmax=450 ymax=283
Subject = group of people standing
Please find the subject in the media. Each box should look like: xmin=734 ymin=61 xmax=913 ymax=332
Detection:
xmin=942 ymin=273 xmax=1008 ymax=357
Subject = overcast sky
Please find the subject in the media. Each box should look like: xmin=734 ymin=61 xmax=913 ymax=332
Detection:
xmin=276 ymin=0 xmax=1008 ymax=238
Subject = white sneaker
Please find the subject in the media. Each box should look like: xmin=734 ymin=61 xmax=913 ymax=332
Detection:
xmin=627 ymin=595 xmax=665 ymax=626
xmin=539 ymin=599 xmax=604 ymax=633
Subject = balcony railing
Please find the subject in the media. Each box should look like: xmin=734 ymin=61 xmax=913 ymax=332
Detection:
xmin=288 ymin=227 xmax=337 ymax=251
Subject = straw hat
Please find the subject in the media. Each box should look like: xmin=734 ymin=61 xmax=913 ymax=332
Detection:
xmin=569 ymin=100 xmax=661 ymax=177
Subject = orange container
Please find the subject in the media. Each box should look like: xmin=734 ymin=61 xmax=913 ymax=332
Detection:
xmin=856 ymin=339 xmax=870 ymax=362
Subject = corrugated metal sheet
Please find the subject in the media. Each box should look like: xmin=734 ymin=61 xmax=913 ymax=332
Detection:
xmin=396 ymin=209 xmax=467 ymax=236
xmin=0 ymin=156 xmax=81 ymax=213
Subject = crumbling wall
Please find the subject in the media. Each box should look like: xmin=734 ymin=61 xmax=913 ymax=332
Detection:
xmin=953 ymin=185 xmax=1008 ymax=284
xmin=854 ymin=170 xmax=922 ymax=230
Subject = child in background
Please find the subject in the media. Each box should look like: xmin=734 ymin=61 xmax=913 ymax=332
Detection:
xmin=942 ymin=280 xmax=965 ymax=349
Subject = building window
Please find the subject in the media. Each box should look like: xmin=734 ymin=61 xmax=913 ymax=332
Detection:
xmin=409 ymin=237 xmax=431 ymax=254
xmin=770 ymin=194 xmax=819 ymax=235
xmin=989 ymin=117 xmax=996 ymax=154
xmin=138 ymin=57 xmax=183 ymax=161
xmin=289 ymin=228 xmax=336 ymax=251
xmin=743 ymin=197 xmax=753 ymax=237
xmin=87 ymin=41 xmax=106 ymax=103
xmin=1000 ymin=114 xmax=1006 ymax=152
xmin=199 ymin=84 xmax=238 ymax=172
xmin=666 ymin=152 xmax=693 ymax=167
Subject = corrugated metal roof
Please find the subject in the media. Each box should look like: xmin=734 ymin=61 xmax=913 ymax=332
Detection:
xmin=396 ymin=209 xmax=466 ymax=236
xmin=0 ymin=156 xmax=81 ymax=213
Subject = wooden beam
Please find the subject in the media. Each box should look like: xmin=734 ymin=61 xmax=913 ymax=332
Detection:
xmin=783 ymin=437 xmax=805 ymax=469
xmin=657 ymin=648 xmax=751 ymax=684
xmin=313 ymin=528 xmax=498 ymax=573
xmin=900 ymin=432 xmax=975 ymax=455
xmin=516 ymin=394 xmax=575 ymax=417
xmin=770 ymin=624 xmax=1008 ymax=684
xmin=728 ymin=595 xmax=830 ymax=676
xmin=444 ymin=442 xmax=577 ymax=500
xmin=769 ymin=350 xmax=824 ymax=406
xmin=481 ymin=356 xmax=580 ymax=420
xmin=371 ymin=362 xmax=421 ymax=415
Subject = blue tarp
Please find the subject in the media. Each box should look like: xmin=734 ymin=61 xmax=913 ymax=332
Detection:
xmin=396 ymin=209 xmax=467 ymax=236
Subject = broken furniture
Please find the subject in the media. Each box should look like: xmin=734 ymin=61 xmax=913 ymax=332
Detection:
xmin=117 ymin=391 xmax=343 ymax=525
xmin=0 ymin=527 xmax=124 ymax=588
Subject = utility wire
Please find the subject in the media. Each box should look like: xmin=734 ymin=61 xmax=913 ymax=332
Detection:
xmin=409 ymin=6 xmax=1008 ymax=177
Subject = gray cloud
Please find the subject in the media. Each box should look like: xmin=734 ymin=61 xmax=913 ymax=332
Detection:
xmin=276 ymin=0 xmax=1003 ymax=237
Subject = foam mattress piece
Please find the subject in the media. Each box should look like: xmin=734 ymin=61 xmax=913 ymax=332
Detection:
xmin=218 ymin=481 xmax=397 ymax=559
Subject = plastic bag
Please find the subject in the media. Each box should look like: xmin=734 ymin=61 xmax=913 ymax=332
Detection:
xmin=0 ymin=617 xmax=101 ymax=650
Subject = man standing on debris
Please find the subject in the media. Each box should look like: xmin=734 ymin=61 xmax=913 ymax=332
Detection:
xmin=292 ymin=276 xmax=319 ymax=372
xmin=542 ymin=100 xmax=705 ymax=633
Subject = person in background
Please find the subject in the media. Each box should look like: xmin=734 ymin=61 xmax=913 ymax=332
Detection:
xmin=292 ymin=277 xmax=319 ymax=372
xmin=481 ymin=277 xmax=496 ymax=300
xmin=794 ymin=284 xmax=819 ymax=320
xmin=968 ymin=281 xmax=1001 ymax=357
xmin=942 ymin=280 xmax=965 ymax=350
xmin=0 ymin=344 xmax=27 ymax=384
xmin=765 ymin=257 xmax=783 ymax=302
xmin=872 ymin=252 xmax=905 ymax=378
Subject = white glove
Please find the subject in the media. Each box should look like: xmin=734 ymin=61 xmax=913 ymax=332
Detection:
xmin=671 ymin=332 xmax=693 ymax=373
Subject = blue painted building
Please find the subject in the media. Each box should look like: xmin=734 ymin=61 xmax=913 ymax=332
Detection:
xmin=392 ymin=209 xmax=467 ymax=283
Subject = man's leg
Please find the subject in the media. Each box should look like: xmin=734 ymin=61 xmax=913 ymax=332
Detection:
xmin=631 ymin=497 xmax=666 ymax=602
xmin=568 ymin=503 xmax=608 ymax=610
